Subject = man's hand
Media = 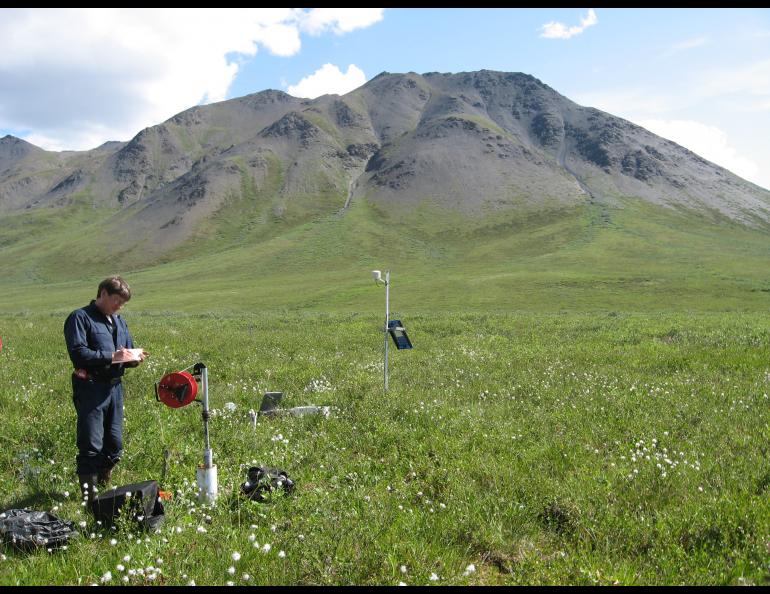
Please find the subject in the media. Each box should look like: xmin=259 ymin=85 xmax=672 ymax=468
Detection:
xmin=111 ymin=348 xmax=149 ymax=364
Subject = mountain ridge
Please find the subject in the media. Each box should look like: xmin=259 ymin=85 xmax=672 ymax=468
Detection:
xmin=1 ymin=70 xmax=769 ymax=292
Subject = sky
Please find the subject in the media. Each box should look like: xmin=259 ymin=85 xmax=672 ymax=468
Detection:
xmin=1 ymin=8 xmax=769 ymax=190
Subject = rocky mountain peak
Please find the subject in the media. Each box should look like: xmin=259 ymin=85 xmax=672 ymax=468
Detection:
xmin=1 ymin=70 xmax=768 ymax=267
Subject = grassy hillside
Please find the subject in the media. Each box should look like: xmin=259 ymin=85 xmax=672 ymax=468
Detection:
xmin=0 ymin=192 xmax=769 ymax=315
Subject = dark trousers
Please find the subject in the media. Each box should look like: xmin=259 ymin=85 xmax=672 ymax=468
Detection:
xmin=72 ymin=376 xmax=124 ymax=476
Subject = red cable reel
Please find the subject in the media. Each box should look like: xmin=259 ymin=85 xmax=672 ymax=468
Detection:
xmin=155 ymin=371 xmax=198 ymax=408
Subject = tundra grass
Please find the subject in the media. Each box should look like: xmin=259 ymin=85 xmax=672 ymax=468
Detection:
xmin=0 ymin=311 xmax=769 ymax=585
xmin=1 ymin=196 xmax=769 ymax=313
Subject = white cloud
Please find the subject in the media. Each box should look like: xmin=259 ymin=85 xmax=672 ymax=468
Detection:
xmin=660 ymin=37 xmax=708 ymax=58
xmin=0 ymin=8 xmax=382 ymax=151
xmin=695 ymin=58 xmax=770 ymax=98
xmin=540 ymin=9 xmax=597 ymax=40
xmin=672 ymin=37 xmax=707 ymax=51
xmin=639 ymin=118 xmax=761 ymax=187
xmin=299 ymin=8 xmax=385 ymax=35
xmin=287 ymin=63 xmax=367 ymax=99
xmin=573 ymin=88 xmax=685 ymax=116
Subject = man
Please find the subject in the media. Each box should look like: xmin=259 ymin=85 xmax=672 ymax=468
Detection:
xmin=64 ymin=276 xmax=148 ymax=501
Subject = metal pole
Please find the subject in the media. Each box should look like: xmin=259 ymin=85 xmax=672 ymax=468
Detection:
xmin=200 ymin=364 xmax=212 ymax=468
xmin=384 ymin=270 xmax=389 ymax=392
xmin=194 ymin=362 xmax=217 ymax=503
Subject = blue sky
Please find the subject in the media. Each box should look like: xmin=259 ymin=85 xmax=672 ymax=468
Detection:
xmin=1 ymin=8 xmax=768 ymax=189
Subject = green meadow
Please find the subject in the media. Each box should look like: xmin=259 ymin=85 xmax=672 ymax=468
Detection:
xmin=0 ymin=311 xmax=770 ymax=585
xmin=1 ymin=196 xmax=770 ymax=584
xmin=1 ymin=196 xmax=769 ymax=314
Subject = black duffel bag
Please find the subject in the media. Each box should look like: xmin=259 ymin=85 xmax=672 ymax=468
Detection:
xmin=0 ymin=508 xmax=78 ymax=551
xmin=90 ymin=480 xmax=165 ymax=531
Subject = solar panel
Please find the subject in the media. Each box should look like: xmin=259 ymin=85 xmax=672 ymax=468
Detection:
xmin=387 ymin=319 xmax=413 ymax=350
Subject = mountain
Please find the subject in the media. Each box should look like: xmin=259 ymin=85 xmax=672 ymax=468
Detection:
xmin=1 ymin=70 xmax=769 ymax=312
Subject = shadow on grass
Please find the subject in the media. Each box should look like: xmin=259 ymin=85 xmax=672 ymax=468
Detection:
xmin=1 ymin=489 xmax=69 ymax=512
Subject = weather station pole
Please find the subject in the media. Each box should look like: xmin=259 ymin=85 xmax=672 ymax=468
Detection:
xmin=372 ymin=269 xmax=412 ymax=393
xmin=384 ymin=269 xmax=390 ymax=392
xmin=372 ymin=269 xmax=390 ymax=392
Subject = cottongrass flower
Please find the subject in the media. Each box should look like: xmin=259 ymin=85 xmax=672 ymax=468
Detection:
xmin=463 ymin=564 xmax=476 ymax=576
xmin=101 ymin=571 xmax=112 ymax=583
xmin=262 ymin=543 xmax=271 ymax=553
xmin=110 ymin=538 xmax=118 ymax=546
xmin=116 ymin=564 xmax=125 ymax=572
xmin=278 ymin=550 xmax=286 ymax=559
xmin=188 ymin=580 xmax=196 ymax=586
xmin=231 ymin=552 xmax=241 ymax=562
xmin=398 ymin=582 xmax=407 ymax=586
xmin=429 ymin=573 xmax=439 ymax=581
xmin=227 ymin=566 xmax=236 ymax=575
xmin=400 ymin=565 xmax=408 ymax=574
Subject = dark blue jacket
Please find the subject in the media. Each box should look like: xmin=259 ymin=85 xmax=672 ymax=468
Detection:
xmin=64 ymin=300 xmax=135 ymax=381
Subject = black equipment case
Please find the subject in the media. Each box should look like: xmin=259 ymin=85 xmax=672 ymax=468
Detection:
xmin=90 ymin=480 xmax=165 ymax=531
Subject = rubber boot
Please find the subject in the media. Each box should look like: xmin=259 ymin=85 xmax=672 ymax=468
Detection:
xmin=97 ymin=466 xmax=113 ymax=488
xmin=78 ymin=474 xmax=98 ymax=503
